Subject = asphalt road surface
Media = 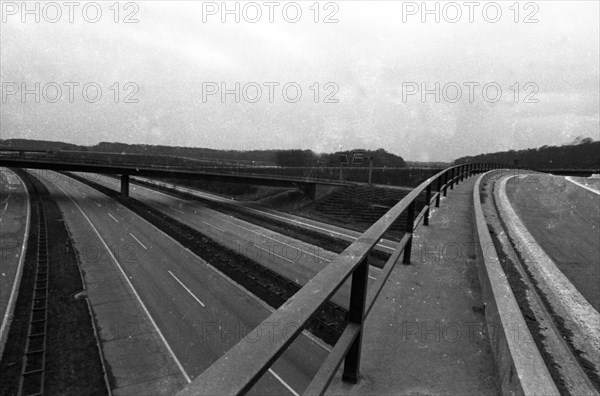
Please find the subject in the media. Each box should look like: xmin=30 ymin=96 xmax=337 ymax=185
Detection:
xmin=32 ymin=169 xmax=329 ymax=395
xmin=70 ymin=172 xmax=382 ymax=309
xmin=505 ymin=174 xmax=600 ymax=311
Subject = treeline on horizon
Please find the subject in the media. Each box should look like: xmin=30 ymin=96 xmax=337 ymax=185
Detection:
xmin=0 ymin=139 xmax=408 ymax=168
xmin=455 ymin=140 xmax=600 ymax=170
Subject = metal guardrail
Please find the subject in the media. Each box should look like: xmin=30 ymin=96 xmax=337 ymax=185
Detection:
xmin=176 ymin=162 xmax=504 ymax=396
xmin=0 ymin=152 xmax=440 ymax=185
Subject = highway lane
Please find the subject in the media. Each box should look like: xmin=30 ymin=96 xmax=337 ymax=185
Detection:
xmin=138 ymin=176 xmax=400 ymax=253
xmin=0 ymin=168 xmax=30 ymax=359
xmin=71 ymin=172 xmax=381 ymax=309
xmin=505 ymin=174 xmax=600 ymax=311
xmin=32 ymin=170 xmax=328 ymax=395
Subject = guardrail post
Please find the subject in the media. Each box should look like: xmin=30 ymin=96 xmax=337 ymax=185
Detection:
xmin=443 ymin=171 xmax=448 ymax=196
xmin=436 ymin=176 xmax=442 ymax=207
xmin=424 ymin=184 xmax=431 ymax=226
xmin=342 ymin=255 xmax=369 ymax=384
xmin=450 ymin=168 xmax=455 ymax=190
xmin=121 ymin=174 xmax=129 ymax=197
xmin=403 ymin=201 xmax=416 ymax=264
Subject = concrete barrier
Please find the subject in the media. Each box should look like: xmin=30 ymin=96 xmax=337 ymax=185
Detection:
xmin=472 ymin=171 xmax=558 ymax=396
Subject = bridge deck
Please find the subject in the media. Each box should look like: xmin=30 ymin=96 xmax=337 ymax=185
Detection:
xmin=326 ymin=176 xmax=500 ymax=395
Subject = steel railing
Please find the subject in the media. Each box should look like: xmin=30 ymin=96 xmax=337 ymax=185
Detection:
xmin=176 ymin=162 xmax=505 ymax=396
xmin=0 ymin=153 xmax=443 ymax=186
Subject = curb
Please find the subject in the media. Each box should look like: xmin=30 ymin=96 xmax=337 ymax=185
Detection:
xmin=472 ymin=170 xmax=559 ymax=396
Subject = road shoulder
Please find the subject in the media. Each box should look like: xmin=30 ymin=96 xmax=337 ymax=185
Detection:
xmin=37 ymin=173 xmax=188 ymax=395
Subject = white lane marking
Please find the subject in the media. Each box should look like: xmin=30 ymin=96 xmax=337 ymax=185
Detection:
xmin=0 ymin=170 xmax=30 ymax=357
xmin=63 ymin=173 xmax=337 ymax=361
xmin=247 ymin=207 xmax=397 ymax=251
xmin=253 ymin=244 xmax=294 ymax=264
xmin=127 ymin=178 xmax=395 ymax=250
xmin=168 ymin=270 xmax=205 ymax=308
xmin=201 ymin=220 xmax=225 ymax=233
xmin=50 ymin=180 xmax=192 ymax=383
xmin=565 ymin=176 xmax=600 ymax=196
xmin=94 ymin=201 xmax=102 ymax=208
xmin=108 ymin=213 xmax=119 ymax=223
xmin=127 ymin=178 xmax=371 ymax=268
xmin=136 ymin=177 xmax=397 ymax=251
xmin=94 ymin=178 xmax=376 ymax=295
xmin=268 ymin=368 xmax=299 ymax=396
xmin=212 ymin=214 xmax=332 ymax=263
xmin=129 ymin=232 xmax=148 ymax=250
xmin=172 ymin=200 xmax=338 ymax=264
xmin=172 ymin=208 xmax=185 ymax=214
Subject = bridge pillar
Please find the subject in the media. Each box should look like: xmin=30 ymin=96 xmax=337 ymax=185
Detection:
xmin=305 ymin=183 xmax=337 ymax=201
xmin=121 ymin=174 xmax=130 ymax=197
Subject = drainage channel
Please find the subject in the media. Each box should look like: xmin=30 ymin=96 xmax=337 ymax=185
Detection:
xmin=18 ymin=194 xmax=49 ymax=396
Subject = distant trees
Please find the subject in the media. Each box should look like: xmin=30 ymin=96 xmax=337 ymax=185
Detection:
xmin=454 ymin=140 xmax=600 ymax=169
xmin=370 ymin=148 xmax=407 ymax=168
xmin=273 ymin=150 xmax=318 ymax=167
xmin=0 ymin=139 xmax=408 ymax=169
xmin=316 ymin=148 xmax=407 ymax=168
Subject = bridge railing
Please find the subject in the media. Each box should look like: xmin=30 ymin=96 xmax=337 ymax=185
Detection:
xmin=176 ymin=162 xmax=503 ymax=396
xmin=0 ymin=152 xmax=444 ymax=186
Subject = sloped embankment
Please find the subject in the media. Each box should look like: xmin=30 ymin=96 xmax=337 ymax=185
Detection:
xmin=297 ymin=186 xmax=425 ymax=240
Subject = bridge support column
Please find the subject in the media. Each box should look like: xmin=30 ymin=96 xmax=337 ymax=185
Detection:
xmin=305 ymin=183 xmax=337 ymax=201
xmin=121 ymin=174 xmax=130 ymax=197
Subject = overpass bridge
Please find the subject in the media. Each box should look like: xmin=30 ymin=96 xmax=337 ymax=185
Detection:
xmin=0 ymin=151 xmax=355 ymax=200
xmin=3 ymin=154 xmax=595 ymax=395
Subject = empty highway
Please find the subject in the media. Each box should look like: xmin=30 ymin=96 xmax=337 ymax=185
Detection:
xmin=67 ymin=172 xmax=382 ymax=309
xmin=30 ymin=169 xmax=329 ymax=395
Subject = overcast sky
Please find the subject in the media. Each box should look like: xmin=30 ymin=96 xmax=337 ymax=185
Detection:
xmin=1 ymin=1 xmax=598 ymax=161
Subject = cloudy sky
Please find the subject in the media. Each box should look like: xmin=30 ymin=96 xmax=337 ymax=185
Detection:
xmin=1 ymin=1 xmax=598 ymax=161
